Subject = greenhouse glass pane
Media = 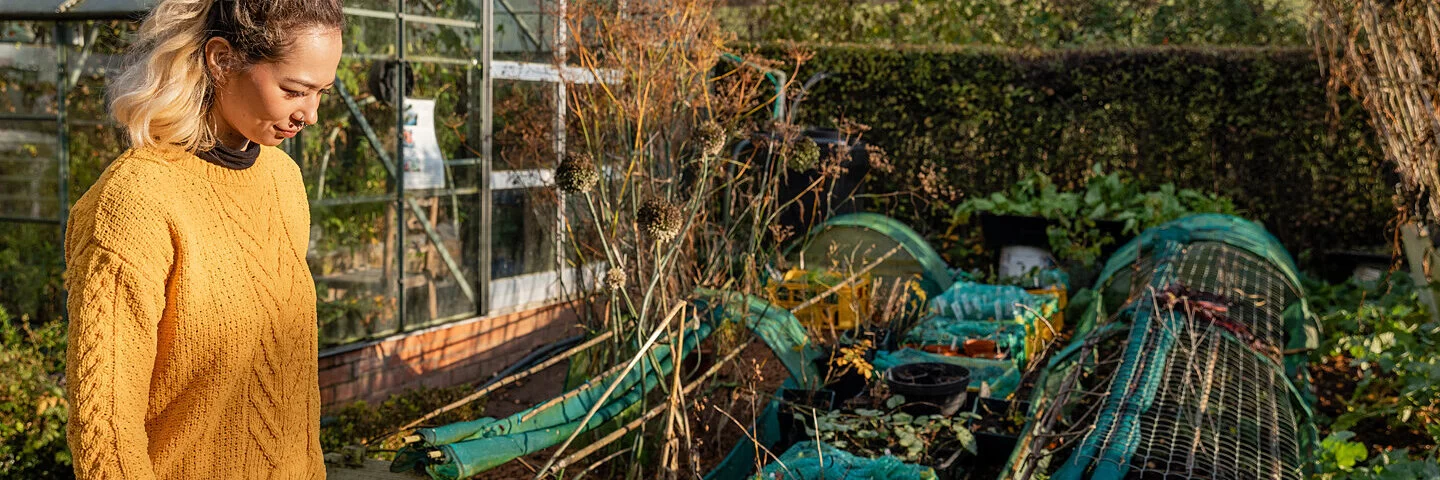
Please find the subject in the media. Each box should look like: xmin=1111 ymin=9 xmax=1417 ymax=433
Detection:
xmin=492 ymin=187 xmax=557 ymax=279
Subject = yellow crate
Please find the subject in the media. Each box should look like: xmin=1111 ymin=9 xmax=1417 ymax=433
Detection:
xmin=767 ymin=269 xmax=873 ymax=332
xmin=1023 ymin=286 xmax=1067 ymax=360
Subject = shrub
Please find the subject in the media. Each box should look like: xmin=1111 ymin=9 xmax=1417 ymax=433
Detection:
xmin=744 ymin=44 xmax=1394 ymax=261
xmin=0 ymin=306 xmax=72 ymax=478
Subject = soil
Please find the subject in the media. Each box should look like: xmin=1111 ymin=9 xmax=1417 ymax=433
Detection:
xmin=687 ymin=341 xmax=791 ymax=476
xmin=1309 ymin=354 xmax=1436 ymax=456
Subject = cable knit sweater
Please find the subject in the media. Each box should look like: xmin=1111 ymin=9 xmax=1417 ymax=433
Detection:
xmin=64 ymin=144 xmax=323 ymax=479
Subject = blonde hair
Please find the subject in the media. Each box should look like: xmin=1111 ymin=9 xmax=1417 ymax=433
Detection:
xmin=109 ymin=0 xmax=344 ymax=151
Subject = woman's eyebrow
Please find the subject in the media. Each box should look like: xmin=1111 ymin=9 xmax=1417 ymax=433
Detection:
xmin=285 ymin=78 xmax=335 ymax=90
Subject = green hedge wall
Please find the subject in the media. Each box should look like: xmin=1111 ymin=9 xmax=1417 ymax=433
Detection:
xmin=751 ymin=43 xmax=1393 ymax=258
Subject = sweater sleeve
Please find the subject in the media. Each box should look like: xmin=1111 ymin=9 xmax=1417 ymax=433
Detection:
xmin=64 ymin=240 xmax=166 ymax=480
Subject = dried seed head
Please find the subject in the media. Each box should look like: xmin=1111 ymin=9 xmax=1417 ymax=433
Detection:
xmin=787 ymin=136 xmax=821 ymax=172
xmin=604 ymin=267 xmax=626 ymax=290
xmin=696 ymin=121 xmax=726 ymax=158
xmin=556 ymin=151 xmax=600 ymax=194
xmin=638 ymin=198 xmax=683 ymax=242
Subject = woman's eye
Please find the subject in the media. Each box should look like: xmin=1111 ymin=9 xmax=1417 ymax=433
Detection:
xmin=283 ymin=89 xmax=306 ymax=98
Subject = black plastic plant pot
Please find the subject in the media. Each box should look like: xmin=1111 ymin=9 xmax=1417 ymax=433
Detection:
xmin=975 ymin=397 xmax=1033 ymax=418
xmin=974 ymin=431 xmax=1020 ymax=463
xmin=885 ymin=362 xmax=972 ymax=416
xmin=979 ymin=214 xmax=1052 ymax=250
xmin=814 ymin=351 xmax=869 ymax=405
xmin=777 ymin=388 xmax=837 ymax=448
xmin=979 ymin=214 xmax=1132 ymax=261
xmin=839 ymin=326 xmax=895 ymax=355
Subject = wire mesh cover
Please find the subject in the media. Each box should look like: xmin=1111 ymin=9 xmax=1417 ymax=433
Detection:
xmin=1103 ymin=316 xmax=1303 ymax=480
xmin=1051 ymin=239 xmax=1306 ymax=480
xmin=1123 ymin=241 xmax=1299 ymax=358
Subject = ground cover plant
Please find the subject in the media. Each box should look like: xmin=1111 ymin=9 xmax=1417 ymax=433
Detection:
xmin=1307 ymin=274 xmax=1440 ymax=477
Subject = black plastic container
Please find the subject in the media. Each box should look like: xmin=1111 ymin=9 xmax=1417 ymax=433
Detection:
xmin=978 ymin=214 xmax=1133 ymax=260
xmin=813 ymin=349 xmax=869 ymax=405
xmin=971 ymin=397 xmax=1033 ymax=462
xmin=885 ymin=363 xmax=972 ymax=416
xmin=839 ymin=326 xmax=895 ymax=354
xmin=777 ymin=388 xmax=837 ymax=448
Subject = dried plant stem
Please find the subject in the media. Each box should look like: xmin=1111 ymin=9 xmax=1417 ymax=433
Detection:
xmin=1315 ymin=0 xmax=1440 ymax=219
xmin=394 ymin=330 xmax=615 ymax=435
xmin=532 ymin=301 xmax=689 ymax=479
xmin=550 ymin=335 xmax=757 ymax=474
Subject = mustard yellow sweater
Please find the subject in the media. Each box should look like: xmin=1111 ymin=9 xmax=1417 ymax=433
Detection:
xmin=65 ymin=144 xmax=323 ymax=479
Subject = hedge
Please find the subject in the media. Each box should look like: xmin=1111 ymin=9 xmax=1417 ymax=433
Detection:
xmin=748 ymin=43 xmax=1394 ymax=260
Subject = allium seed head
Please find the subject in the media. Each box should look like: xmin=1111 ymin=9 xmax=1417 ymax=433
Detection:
xmin=604 ymin=267 xmax=626 ymax=290
xmin=787 ymin=136 xmax=821 ymax=172
xmin=638 ymin=198 xmax=683 ymax=242
xmin=696 ymin=121 xmax=726 ymax=158
xmin=557 ymin=152 xmax=600 ymax=194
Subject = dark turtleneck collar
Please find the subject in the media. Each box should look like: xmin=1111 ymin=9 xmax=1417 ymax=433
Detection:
xmin=196 ymin=141 xmax=261 ymax=170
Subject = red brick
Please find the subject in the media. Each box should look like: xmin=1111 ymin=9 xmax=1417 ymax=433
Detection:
xmin=515 ymin=316 xmax=540 ymax=337
xmin=420 ymin=372 xmax=453 ymax=390
xmin=448 ymin=320 xmax=481 ymax=341
xmin=440 ymin=336 xmax=479 ymax=361
xmin=398 ymin=339 xmax=425 ymax=362
xmin=320 ymin=386 xmax=336 ymax=406
xmin=318 ymin=355 xmax=342 ymax=370
xmin=452 ymin=362 xmax=485 ymax=385
xmin=355 ymin=350 xmax=385 ymax=375
xmin=334 ymin=381 xmax=358 ymax=404
xmin=422 ymin=331 xmax=449 ymax=354
xmin=319 ymin=363 xmax=354 ymax=388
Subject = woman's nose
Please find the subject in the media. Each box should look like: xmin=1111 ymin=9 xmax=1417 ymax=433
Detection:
xmin=298 ymin=98 xmax=320 ymax=126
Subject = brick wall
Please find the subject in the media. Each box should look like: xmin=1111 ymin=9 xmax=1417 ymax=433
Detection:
xmin=317 ymin=302 xmax=581 ymax=409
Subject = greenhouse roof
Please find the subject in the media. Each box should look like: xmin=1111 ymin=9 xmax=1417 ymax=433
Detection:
xmin=1 ymin=0 xmax=153 ymax=21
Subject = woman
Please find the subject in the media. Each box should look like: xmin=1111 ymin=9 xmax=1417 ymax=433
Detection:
xmin=64 ymin=0 xmax=343 ymax=477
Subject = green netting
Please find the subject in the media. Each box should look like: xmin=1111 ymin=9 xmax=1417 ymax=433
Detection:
xmin=1095 ymin=214 xmax=1304 ymax=298
xmin=795 ymin=213 xmax=955 ymax=297
xmin=1035 ymin=214 xmax=1318 ymax=480
xmin=902 ymin=320 xmax=1027 ymax=358
xmin=915 ymin=280 xmax=1059 ymax=366
xmin=696 ymin=288 xmax=826 ymax=390
xmin=752 ymin=441 xmax=939 ymax=480
xmin=393 ymin=290 xmax=821 ymax=479
xmin=873 ymin=348 xmax=1022 ymax=399
xmin=929 ymin=280 xmax=1057 ymax=321
xmin=409 ymin=322 xmax=712 ymax=479
xmin=1085 ymin=213 xmax=1320 ymax=370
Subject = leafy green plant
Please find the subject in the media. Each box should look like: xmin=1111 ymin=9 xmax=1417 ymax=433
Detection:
xmin=951 ymin=164 xmax=1237 ymax=265
xmin=320 ymin=384 xmax=486 ymax=458
xmin=746 ymin=44 xmax=1393 ymax=261
xmin=0 ymin=306 xmax=72 ymax=478
xmin=741 ymin=0 xmax=1309 ymax=47
xmin=1308 ymin=275 xmax=1440 ymax=449
xmin=1316 ymin=431 xmax=1440 ymax=480
xmin=807 ymin=395 xmax=977 ymax=464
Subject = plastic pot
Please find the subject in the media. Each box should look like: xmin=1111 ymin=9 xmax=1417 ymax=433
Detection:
xmin=885 ymin=362 xmax=972 ymax=416
xmin=777 ymin=388 xmax=837 ymax=448
xmin=814 ymin=349 xmax=869 ymax=404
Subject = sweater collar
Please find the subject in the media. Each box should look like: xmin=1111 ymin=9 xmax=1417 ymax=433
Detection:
xmin=196 ymin=141 xmax=261 ymax=170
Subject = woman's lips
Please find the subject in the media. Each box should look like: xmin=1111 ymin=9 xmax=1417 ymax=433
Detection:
xmin=275 ymin=126 xmax=299 ymax=138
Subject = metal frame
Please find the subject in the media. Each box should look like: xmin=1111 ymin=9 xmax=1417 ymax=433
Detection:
xmin=0 ymin=0 xmax=614 ymax=347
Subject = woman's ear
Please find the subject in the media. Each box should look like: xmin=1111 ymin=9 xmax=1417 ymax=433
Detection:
xmin=204 ymin=37 xmax=234 ymax=84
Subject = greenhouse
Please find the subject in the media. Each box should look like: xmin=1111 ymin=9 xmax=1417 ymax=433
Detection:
xmin=2 ymin=0 xmax=1438 ymax=479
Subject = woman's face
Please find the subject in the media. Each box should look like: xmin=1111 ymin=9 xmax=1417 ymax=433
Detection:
xmin=208 ymin=28 xmax=343 ymax=149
